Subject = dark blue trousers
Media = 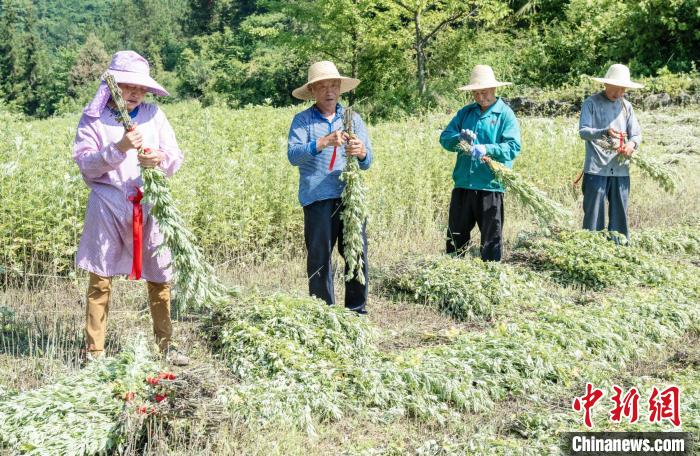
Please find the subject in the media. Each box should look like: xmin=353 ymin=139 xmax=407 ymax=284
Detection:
xmin=582 ymin=173 xmax=630 ymax=240
xmin=303 ymin=198 xmax=368 ymax=314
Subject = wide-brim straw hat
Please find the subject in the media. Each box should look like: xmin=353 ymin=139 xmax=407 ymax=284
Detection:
xmin=458 ymin=65 xmax=512 ymax=91
xmin=106 ymin=50 xmax=169 ymax=96
xmin=292 ymin=61 xmax=360 ymax=100
xmin=591 ymin=64 xmax=644 ymax=89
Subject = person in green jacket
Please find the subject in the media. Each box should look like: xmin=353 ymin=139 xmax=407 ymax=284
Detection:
xmin=439 ymin=65 xmax=521 ymax=261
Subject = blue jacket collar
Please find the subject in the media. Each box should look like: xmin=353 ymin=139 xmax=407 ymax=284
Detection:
xmin=311 ymin=103 xmax=343 ymax=122
xmin=466 ymin=97 xmax=505 ymax=116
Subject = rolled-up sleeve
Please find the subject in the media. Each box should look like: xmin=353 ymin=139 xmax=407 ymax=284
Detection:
xmin=73 ymin=116 xmax=127 ymax=180
xmin=156 ymin=109 xmax=184 ymax=177
xmin=287 ymin=113 xmax=319 ymax=166
xmin=485 ymin=110 xmax=521 ymax=163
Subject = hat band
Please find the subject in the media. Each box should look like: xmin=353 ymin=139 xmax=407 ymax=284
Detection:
xmin=308 ymin=72 xmax=343 ymax=82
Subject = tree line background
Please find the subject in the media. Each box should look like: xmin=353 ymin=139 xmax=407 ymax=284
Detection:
xmin=1 ymin=0 xmax=699 ymax=119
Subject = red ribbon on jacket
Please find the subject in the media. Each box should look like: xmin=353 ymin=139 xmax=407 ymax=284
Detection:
xmin=328 ymin=145 xmax=337 ymax=171
xmin=128 ymin=187 xmax=144 ymax=280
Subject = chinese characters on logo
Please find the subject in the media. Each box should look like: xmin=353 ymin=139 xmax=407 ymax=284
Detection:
xmin=572 ymin=384 xmax=681 ymax=428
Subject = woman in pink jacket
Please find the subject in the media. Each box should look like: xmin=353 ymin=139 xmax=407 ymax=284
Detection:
xmin=73 ymin=50 xmax=188 ymax=365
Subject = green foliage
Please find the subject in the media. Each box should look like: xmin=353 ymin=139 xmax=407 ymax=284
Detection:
xmin=429 ymin=30 xmax=520 ymax=100
xmin=640 ymin=66 xmax=700 ymax=97
xmin=2 ymin=102 xmax=695 ymax=277
xmin=39 ymin=46 xmax=85 ymax=116
xmin=259 ymin=0 xmax=417 ymax=117
xmin=3 ymin=0 xmax=700 ymax=118
xmin=513 ymin=0 xmax=700 ymax=86
xmin=486 ymin=157 xmax=570 ymax=227
xmin=0 ymin=102 xmax=434 ymax=275
xmin=0 ymin=0 xmax=191 ymax=116
xmin=595 ymin=134 xmax=678 ymax=194
xmin=0 ymin=337 xmax=158 ymax=455
xmin=0 ymin=0 xmax=49 ymax=116
xmin=210 ymin=292 xmax=515 ymax=432
xmin=340 ymin=112 xmax=369 ymax=284
xmin=514 ymin=230 xmax=673 ymax=289
xmin=177 ymin=25 xmax=306 ymax=107
xmin=0 ymin=120 xmax=84 ymax=275
xmin=68 ymin=34 xmax=110 ymax=95
xmin=144 ymin=158 xmax=232 ymax=310
xmin=1 ymin=1 xmax=116 ymax=116
xmin=33 ymin=0 xmax=115 ymax=52
xmin=3 ymin=258 xmax=698 ymax=448
xmin=340 ymin=154 xmax=368 ymax=284
xmin=184 ymin=0 xmax=252 ymax=35
xmin=457 ymin=137 xmax=570 ymax=227
xmin=412 ymin=275 xmax=699 ymax=415
xmin=627 ymin=153 xmax=677 ymax=194
xmin=381 ymin=255 xmax=542 ymax=321
xmin=389 ymin=0 xmax=510 ymax=97
xmin=103 ymin=0 xmax=190 ymax=71
xmin=265 ymin=0 xmax=380 ymax=78
xmin=632 ymin=223 xmax=700 ymax=256
xmin=206 ymin=250 xmax=700 ymax=435
xmin=209 ymin=293 xmax=378 ymax=433
xmin=623 ymin=0 xmax=700 ymax=74
xmin=210 ymin=293 xmax=376 ymax=380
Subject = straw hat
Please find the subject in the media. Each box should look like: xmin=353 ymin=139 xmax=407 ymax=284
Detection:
xmin=591 ymin=64 xmax=644 ymax=89
xmin=458 ymin=65 xmax=512 ymax=91
xmin=292 ymin=61 xmax=360 ymax=100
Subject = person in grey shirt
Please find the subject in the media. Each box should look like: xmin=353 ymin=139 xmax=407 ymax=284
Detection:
xmin=578 ymin=64 xmax=643 ymax=240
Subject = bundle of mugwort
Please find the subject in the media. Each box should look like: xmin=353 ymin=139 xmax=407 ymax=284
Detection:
xmin=458 ymin=133 xmax=569 ymax=227
xmin=339 ymin=106 xmax=368 ymax=284
xmin=594 ymin=132 xmax=677 ymax=193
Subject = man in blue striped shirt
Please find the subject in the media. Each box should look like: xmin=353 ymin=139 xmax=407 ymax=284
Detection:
xmin=287 ymin=61 xmax=373 ymax=314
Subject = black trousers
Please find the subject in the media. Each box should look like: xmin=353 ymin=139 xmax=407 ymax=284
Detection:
xmin=303 ymin=198 xmax=368 ymax=313
xmin=446 ymin=188 xmax=504 ymax=261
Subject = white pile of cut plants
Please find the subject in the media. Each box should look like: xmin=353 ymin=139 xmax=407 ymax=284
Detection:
xmin=3 ymin=228 xmax=699 ymax=451
xmin=0 ymin=337 xmax=158 ymax=455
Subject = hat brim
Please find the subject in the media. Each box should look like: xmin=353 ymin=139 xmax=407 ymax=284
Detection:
xmin=107 ymin=69 xmax=170 ymax=97
xmin=590 ymin=77 xmax=644 ymax=89
xmin=292 ymin=76 xmax=360 ymax=100
xmin=458 ymin=81 xmax=512 ymax=91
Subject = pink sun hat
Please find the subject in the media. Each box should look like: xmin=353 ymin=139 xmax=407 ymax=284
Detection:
xmin=83 ymin=50 xmax=169 ymax=117
xmin=106 ymin=51 xmax=169 ymax=96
